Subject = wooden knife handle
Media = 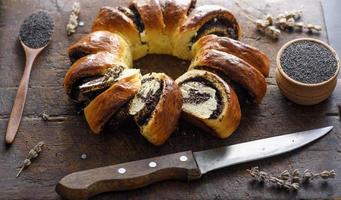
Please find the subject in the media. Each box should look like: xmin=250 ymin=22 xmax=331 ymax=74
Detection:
xmin=55 ymin=151 xmax=201 ymax=200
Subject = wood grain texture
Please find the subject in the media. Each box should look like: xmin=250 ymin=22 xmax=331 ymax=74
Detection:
xmin=0 ymin=0 xmax=340 ymax=199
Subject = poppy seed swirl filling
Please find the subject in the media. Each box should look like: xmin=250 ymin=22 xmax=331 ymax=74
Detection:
xmin=118 ymin=5 xmax=147 ymax=45
xmin=129 ymin=76 xmax=164 ymax=126
xmin=193 ymin=66 xmax=254 ymax=102
xmin=71 ymin=65 xmax=125 ymax=103
xmin=118 ymin=6 xmax=145 ymax=34
xmin=178 ymin=77 xmax=223 ymax=119
xmin=190 ymin=17 xmax=238 ymax=47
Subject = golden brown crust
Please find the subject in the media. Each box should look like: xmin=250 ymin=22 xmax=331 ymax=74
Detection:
xmin=64 ymin=52 xmax=128 ymax=97
xmin=175 ymin=70 xmax=241 ymax=138
xmin=63 ymin=0 xmax=272 ymax=144
xmin=84 ymin=72 xmax=141 ymax=134
xmin=179 ymin=5 xmax=241 ymax=38
xmin=67 ymin=31 xmax=132 ymax=64
xmin=193 ymin=35 xmax=270 ymax=77
xmin=172 ymin=5 xmax=241 ymax=60
xmin=129 ymin=0 xmax=169 ymax=54
xmin=161 ymin=0 xmax=196 ymax=33
xmin=189 ymin=49 xmax=267 ymax=103
xmin=91 ymin=6 xmax=148 ymax=59
xmin=92 ymin=6 xmax=139 ymax=41
xmin=129 ymin=0 xmax=165 ymax=31
xmin=131 ymin=73 xmax=183 ymax=145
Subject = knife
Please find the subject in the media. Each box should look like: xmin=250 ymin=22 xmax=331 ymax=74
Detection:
xmin=56 ymin=126 xmax=333 ymax=200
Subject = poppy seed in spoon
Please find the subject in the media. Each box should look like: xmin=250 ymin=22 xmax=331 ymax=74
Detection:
xmin=280 ymin=40 xmax=338 ymax=84
xmin=19 ymin=11 xmax=54 ymax=49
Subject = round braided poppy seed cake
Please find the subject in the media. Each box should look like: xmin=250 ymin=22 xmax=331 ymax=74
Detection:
xmin=64 ymin=0 xmax=269 ymax=145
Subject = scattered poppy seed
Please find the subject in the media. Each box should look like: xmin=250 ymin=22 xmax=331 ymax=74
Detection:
xmin=280 ymin=40 xmax=337 ymax=84
xmin=19 ymin=11 xmax=54 ymax=49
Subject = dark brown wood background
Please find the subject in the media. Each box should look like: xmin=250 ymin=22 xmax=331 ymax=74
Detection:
xmin=0 ymin=0 xmax=340 ymax=199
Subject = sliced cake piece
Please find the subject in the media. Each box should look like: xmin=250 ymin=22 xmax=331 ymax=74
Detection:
xmin=189 ymin=49 xmax=267 ymax=103
xmin=129 ymin=73 xmax=182 ymax=145
xmin=64 ymin=51 xmax=130 ymax=103
xmin=84 ymin=69 xmax=142 ymax=134
xmin=175 ymin=69 xmax=241 ymax=139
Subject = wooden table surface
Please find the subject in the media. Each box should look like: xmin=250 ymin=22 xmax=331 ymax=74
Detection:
xmin=0 ymin=0 xmax=340 ymax=199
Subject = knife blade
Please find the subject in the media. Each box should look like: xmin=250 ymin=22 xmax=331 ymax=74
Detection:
xmin=56 ymin=126 xmax=333 ymax=200
xmin=194 ymin=126 xmax=333 ymax=174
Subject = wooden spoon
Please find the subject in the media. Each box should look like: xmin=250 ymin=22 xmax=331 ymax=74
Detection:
xmin=5 ymin=41 xmax=48 ymax=144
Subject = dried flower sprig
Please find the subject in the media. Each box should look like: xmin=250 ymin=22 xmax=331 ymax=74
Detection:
xmin=66 ymin=2 xmax=81 ymax=35
xmin=301 ymin=169 xmax=336 ymax=182
xmin=247 ymin=167 xmax=300 ymax=190
xmin=320 ymin=170 xmax=336 ymax=179
xmin=235 ymin=1 xmax=322 ymax=39
xmin=39 ymin=111 xmax=67 ymax=122
xmin=253 ymin=10 xmax=322 ymax=39
xmin=302 ymin=169 xmax=315 ymax=181
xmin=16 ymin=141 xmax=45 ymax=177
xmin=247 ymin=166 xmax=336 ymax=191
xmin=291 ymin=169 xmax=300 ymax=183
xmin=279 ymin=169 xmax=290 ymax=180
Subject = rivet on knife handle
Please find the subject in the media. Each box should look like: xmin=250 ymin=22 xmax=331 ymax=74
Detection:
xmin=55 ymin=151 xmax=201 ymax=200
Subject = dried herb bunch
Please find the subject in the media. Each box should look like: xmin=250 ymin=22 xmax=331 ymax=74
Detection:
xmin=16 ymin=141 xmax=45 ymax=177
xmin=254 ymin=10 xmax=322 ymax=39
xmin=235 ymin=1 xmax=322 ymax=39
xmin=66 ymin=2 xmax=81 ymax=35
xmin=247 ymin=166 xmax=335 ymax=191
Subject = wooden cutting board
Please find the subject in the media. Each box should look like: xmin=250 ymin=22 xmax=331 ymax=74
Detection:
xmin=0 ymin=0 xmax=340 ymax=199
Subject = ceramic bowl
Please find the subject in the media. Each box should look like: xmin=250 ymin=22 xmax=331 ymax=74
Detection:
xmin=276 ymin=38 xmax=340 ymax=105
